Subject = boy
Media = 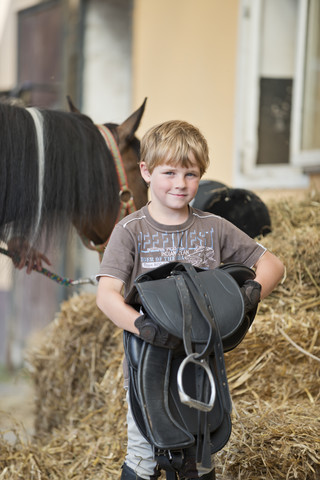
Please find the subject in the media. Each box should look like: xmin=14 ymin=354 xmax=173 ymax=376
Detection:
xmin=96 ymin=120 xmax=284 ymax=480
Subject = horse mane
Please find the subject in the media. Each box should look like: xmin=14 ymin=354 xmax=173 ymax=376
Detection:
xmin=0 ymin=102 xmax=120 ymax=248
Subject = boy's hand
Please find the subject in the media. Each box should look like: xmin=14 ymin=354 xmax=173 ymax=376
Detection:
xmin=134 ymin=314 xmax=181 ymax=349
xmin=240 ymin=279 xmax=261 ymax=314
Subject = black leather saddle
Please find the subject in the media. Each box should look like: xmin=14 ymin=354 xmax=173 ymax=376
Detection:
xmin=124 ymin=262 xmax=257 ymax=478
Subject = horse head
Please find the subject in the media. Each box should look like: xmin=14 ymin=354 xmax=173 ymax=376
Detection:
xmin=67 ymin=97 xmax=148 ymax=249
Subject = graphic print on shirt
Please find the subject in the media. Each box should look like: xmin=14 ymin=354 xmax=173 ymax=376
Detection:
xmin=138 ymin=229 xmax=216 ymax=269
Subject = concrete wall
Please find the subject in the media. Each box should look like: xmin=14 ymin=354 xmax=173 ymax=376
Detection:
xmin=82 ymin=0 xmax=133 ymax=123
xmin=0 ymin=0 xmax=37 ymax=91
xmin=132 ymin=0 xmax=239 ymax=185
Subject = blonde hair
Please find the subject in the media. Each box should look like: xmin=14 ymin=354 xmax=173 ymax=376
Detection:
xmin=140 ymin=120 xmax=210 ymax=177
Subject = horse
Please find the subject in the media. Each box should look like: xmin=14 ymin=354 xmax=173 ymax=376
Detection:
xmin=0 ymin=98 xmax=148 ymax=257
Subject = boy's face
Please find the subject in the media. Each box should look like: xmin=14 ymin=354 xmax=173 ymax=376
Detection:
xmin=140 ymin=154 xmax=201 ymax=215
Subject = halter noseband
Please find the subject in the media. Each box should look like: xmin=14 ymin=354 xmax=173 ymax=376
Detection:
xmin=80 ymin=124 xmax=137 ymax=259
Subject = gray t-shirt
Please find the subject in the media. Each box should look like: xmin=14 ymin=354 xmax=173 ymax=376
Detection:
xmin=97 ymin=204 xmax=266 ymax=295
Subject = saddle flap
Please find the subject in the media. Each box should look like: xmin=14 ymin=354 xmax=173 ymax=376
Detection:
xmin=124 ymin=328 xmax=143 ymax=370
xmin=124 ymin=332 xmax=232 ymax=454
xmin=138 ymin=341 xmax=195 ymax=449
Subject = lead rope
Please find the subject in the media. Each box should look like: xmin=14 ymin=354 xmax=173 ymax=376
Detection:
xmin=0 ymin=247 xmax=97 ymax=286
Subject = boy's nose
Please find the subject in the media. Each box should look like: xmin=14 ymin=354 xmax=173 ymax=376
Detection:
xmin=175 ymin=175 xmax=186 ymax=188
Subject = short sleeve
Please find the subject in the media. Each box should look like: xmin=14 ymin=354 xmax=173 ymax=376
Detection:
xmin=218 ymin=217 xmax=266 ymax=267
xmin=97 ymin=224 xmax=135 ymax=285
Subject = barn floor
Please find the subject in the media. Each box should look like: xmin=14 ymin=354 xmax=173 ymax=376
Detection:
xmin=0 ymin=373 xmax=34 ymax=443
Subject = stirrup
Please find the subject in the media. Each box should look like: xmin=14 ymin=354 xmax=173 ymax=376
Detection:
xmin=177 ymin=353 xmax=216 ymax=411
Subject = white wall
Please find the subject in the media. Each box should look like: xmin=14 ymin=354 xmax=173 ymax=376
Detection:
xmin=0 ymin=0 xmax=38 ymax=92
xmin=79 ymin=0 xmax=134 ymax=286
xmin=82 ymin=0 xmax=133 ymax=123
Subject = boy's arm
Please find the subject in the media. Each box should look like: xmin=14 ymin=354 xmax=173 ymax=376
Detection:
xmin=96 ymin=276 xmax=140 ymax=334
xmin=253 ymin=250 xmax=285 ymax=300
xmin=96 ymin=276 xmax=182 ymax=348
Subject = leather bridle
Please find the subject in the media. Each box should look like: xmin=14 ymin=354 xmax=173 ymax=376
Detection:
xmin=80 ymin=124 xmax=137 ymax=259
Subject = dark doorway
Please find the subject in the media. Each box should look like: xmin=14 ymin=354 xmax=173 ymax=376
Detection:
xmin=18 ymin=0 xmax=64 ymax=108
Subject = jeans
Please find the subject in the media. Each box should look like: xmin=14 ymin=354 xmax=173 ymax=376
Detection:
xmin=125 ymin=391 xmax=158 ymax=479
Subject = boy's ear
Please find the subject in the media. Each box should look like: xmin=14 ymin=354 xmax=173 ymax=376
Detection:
xmin=140 ymin=162 xmax=151 ymax=183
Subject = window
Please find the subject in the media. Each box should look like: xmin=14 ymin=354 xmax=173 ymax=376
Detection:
xmin=234 ymin=0 xmax=319 ymax=188
xmin=292 ymin=0 xmax=320 ymax=169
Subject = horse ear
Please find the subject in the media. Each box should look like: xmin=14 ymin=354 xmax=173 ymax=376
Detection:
xmin=117 ymin=98 xmax=147 ymax=144
xmin=66 ymin=95 xmax=81 ymax=114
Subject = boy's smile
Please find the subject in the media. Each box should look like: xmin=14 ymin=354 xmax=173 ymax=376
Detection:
xmin=140 ymin=155 xmax=201 ymax=224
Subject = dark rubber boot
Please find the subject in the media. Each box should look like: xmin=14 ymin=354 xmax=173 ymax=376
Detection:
xmin=180 ymin=469 xmax=216 ymax=480
xmin=199 ymin=469 xmax=216 ymax=480
xmin=120 ymin=462 xmax=161 ymax=479
xmin=120 ymin=463 xmax=145 ymax=479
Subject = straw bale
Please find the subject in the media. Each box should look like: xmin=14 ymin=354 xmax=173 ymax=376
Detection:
xmin=216 ymin=189 xmax=320 ymax=479
xmin=27 ymin=292 xmax=124 ymax=436
xmin=1 ymin=293 xmax=127 ymax=479
xmin=0 ymin=190 xmax=319 ymax=479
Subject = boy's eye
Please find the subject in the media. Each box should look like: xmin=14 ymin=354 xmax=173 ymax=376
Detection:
xmin=187 ymin=172 xmax=200 ymax=178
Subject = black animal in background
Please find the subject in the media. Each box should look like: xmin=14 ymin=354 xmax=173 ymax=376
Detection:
xmin=193 ymin=180 xmax=271 ymax=239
